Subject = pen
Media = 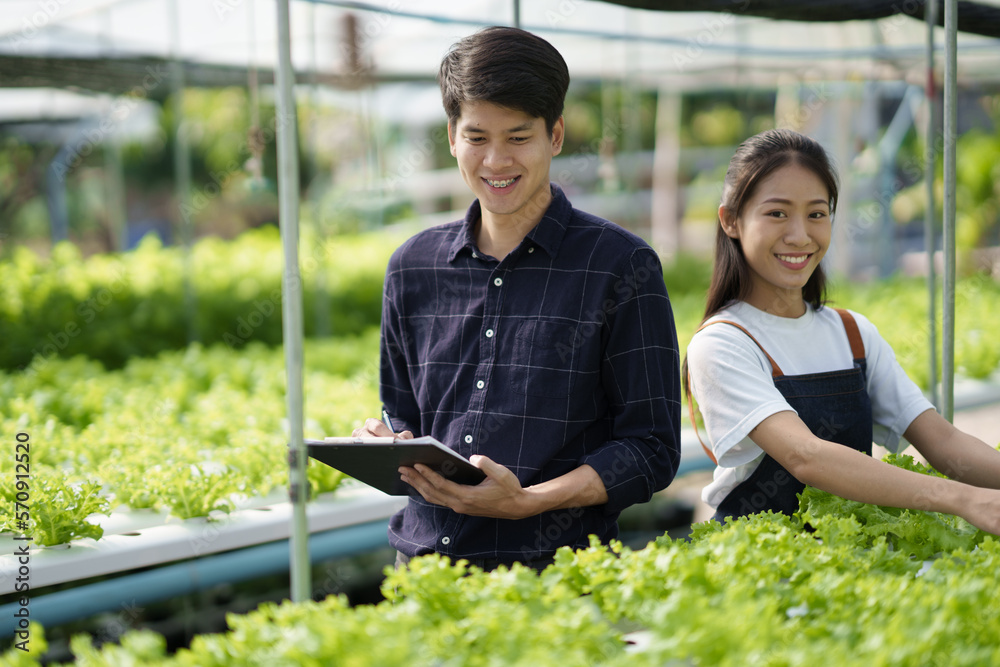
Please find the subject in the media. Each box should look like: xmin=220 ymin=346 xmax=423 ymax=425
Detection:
xmin=381 ymin=408 xmax=396 ymax=434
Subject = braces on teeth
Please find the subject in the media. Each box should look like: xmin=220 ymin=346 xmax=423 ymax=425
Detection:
xmin=486 ymin=178 xmax=516 ymax=188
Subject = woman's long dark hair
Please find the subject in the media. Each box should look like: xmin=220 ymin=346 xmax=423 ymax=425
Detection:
xmin=682 ymin=129 xmax=839 ymax=396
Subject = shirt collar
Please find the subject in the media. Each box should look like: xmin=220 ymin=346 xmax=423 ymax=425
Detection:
xmin=447 ymin=184 xmax=571 ymax=262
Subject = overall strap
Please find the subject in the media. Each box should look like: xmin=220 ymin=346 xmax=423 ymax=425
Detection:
xmin=687 ymin=310 xmax=865 ymax=468
xmin=686 ymin=319 xmax=783 ymax=465
xmin=832 ymin=308 xmax=866 ymax=363
xmin=684 ymin=364 xmax=717 ymax=464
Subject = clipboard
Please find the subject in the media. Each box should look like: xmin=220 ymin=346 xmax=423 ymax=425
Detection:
xmin=306 ymin=436 xmax=486 ymax=496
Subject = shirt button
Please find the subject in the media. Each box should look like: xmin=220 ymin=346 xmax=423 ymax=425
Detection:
xmin=476 ymin=380 xmax=485 ymax=389
xmin=464 ymin=435 xmax=473 ymax=444
xmin=485 ymin=329 xmax=494 ymax=338
xmin=528 ymin=247 xmax=535 ymax=253
xmin=441 ymin=536 xmax=451 ymax=545
xmin=493 ymin=277 xmax=503 ymax=287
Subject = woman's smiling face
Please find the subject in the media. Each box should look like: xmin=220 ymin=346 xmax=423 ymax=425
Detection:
xmin=721 ymin=160 xmax=832 ymax=317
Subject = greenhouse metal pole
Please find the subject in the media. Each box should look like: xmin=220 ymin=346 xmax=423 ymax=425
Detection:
xmin=169 ymin=0 xmax=195 ymax=343
xmin=274 ymin=0 xmax=311 ymax=602
xmin=942 ymin=0 xmax=957 ymax=422
xmin=310 ymin=1 xmax=331 ymax=337
xmin=105 ymin=139 xmax=128 ymax=252
xmin=925 ymin=0 xmax=939 ymax=410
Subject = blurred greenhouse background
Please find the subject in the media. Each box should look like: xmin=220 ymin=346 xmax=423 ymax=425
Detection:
xmin=3 ymin=0 xmax=1000 ymax=271
xmin=4 ymin=1 xmax=1000 ymax=663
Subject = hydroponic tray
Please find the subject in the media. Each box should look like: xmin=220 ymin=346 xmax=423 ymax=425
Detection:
xmin=0 ymin=484 xmax=406 ymax=593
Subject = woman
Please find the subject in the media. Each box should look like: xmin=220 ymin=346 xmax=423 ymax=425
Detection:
xmin=685 ymin=128 xmax=1000 ymax=533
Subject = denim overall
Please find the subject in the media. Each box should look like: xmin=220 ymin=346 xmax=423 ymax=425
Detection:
xmin=704 ymin=308 xmax=874 ymax=522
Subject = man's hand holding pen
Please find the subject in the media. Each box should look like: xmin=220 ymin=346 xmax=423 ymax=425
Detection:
xmin=351 ymin=411 xmax=414 ymax=439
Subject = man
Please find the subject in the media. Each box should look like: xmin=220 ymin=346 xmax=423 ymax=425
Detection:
xmin=353 ymin=26 xmax=680 ymax=570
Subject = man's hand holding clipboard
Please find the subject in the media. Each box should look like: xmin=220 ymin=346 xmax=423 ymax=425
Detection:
xmin=306 ymin=414 xmax=484 ymax=497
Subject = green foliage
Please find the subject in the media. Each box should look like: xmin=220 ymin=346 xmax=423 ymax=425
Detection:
xmin=0 ymin=226 xmax=399 ymax=371
xmin=148 ymin=465 xmax=239 ymax=521
xmin=2 ymin=230 xmax=999 ymax=546
xmin=829 ymin=273 xmax=1000 ymax=388
xmin=0 ymin=136 xmax=49 ymax=241
xmin=7 ymin=456 xmax=1000 ymax=665
xmin=561 ymin=83 xmax=659 ymax=156
xmin=38 ymin=560 xmax=623 ymax=667
xmin=680 ymin=91 xmax=776 ymax=148
xmin=660 ymin=251 xmax=713 ymax=298
xmin=0 ymin=473 xmax=109 ymax=546
xmin=0 ymin=333 xmax=379 ymax=542
xmin=6 ymin=226 xmax=998 ymax=392
xmin=690 ymin=104 xmax=746 ymax=146
xmin=0 ymin=624 xmax=48 ymax=665
xmin=891 ymin=93 xmax=1000 ymax=253
xmin=798 ymin=454 xmax=987 ymax=561
xmin=954 ymin=126 xmax=1000 ymax=249
xmin=24 ymin=477 xmax=108 ymax=547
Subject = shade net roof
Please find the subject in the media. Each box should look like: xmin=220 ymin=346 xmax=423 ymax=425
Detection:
xmin=601 ymin=0 xmax=1000 ymax=38
xmin=0 ymin=0 xmax=998 ymax=125
xmin=2 ymin=1 xmax=999 ymax=85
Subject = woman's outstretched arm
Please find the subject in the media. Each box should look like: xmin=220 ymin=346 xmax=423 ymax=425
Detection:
xmin=903 ymin=408 xmax=1000 ymax=489
xmin=750 ymin=410 xmax=1000 ymax=535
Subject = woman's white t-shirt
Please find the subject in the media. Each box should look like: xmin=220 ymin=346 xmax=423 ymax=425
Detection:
xmin=686 ymin=301 xmax=934 ymax=510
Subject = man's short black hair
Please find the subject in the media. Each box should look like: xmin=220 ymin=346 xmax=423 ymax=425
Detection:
xmin=439 ymin=26 xmax=570 ymax=136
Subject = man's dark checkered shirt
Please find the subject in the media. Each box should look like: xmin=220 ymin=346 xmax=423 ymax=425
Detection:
xmin=382 ymin=185 xmax=680 ymax=565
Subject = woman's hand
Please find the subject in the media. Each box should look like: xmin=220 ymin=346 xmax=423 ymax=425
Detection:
xmin=948 ymin=486 xmax=1000 ymax=535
